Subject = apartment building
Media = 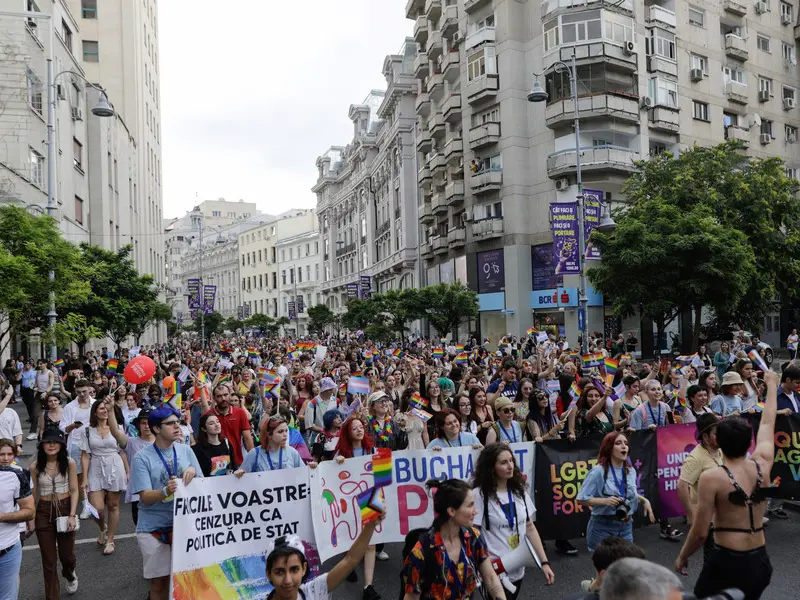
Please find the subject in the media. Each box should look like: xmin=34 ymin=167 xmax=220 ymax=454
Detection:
xmin=276 ymin=229 xmax=322 ymax=336
xmin=313 ymin=40 xmax=420 ymax=313
xmin=404 ymin=0 xmax=800 ymax=347
xmin=239 ymin=209 xmax=316 ymax=319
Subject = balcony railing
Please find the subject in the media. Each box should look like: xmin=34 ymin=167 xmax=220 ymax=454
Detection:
xmin=335 ymin=242 xmax=356 ymax=257
xmin=646 ymin=5 xmax=676 ymax=28
xmin=376 ymin=221 xmax=391 ymax=236
xmin=546 ymin=145 xmax=640 ymax=177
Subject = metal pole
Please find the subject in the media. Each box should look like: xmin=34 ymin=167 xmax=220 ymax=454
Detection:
xmin=46 ymin=55 xmax=57 ymax=363
xmin=199 ymin=218 xmax=205 ymax=347
xmin=570 ymin=52 xmax=588 ymax=355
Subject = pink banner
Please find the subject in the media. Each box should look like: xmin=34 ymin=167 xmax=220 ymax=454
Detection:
xmin=656 ymin=423 xmax=696 ymax=519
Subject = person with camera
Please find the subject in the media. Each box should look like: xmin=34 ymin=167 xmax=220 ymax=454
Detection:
xmin=576 ymin=431 xmax=655 ymax=551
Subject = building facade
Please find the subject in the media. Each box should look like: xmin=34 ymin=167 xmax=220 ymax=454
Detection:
xmin=403 ymin=0 xmax=800 ymax=347
xmin=276 ymin=229 xmax=322 ymax=336
xmin=314 ymin=40 xmax=420 ymax=314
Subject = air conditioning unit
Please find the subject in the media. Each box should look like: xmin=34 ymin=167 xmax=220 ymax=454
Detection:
xmin=758 ymin=90 xmax=770 ymax=102
xmin=555 ymin=178 xmax=570 ymax=191
xmin=460 ymin=210 xmax=471 ymax=223
xmin=760 ymin=133 xmax=772 ymax=145
xmin=623 ymin=41 xmax=636 ymax=55
xmin=782 ymin=14 xmax=793 ymax=25
xmin=755 ymin=1 xmax=767 ymax=14
xmin=788 ymin=133 xmax=797 ymax=143
xmin=640 ymin=96 xmax=653 ymax=108
xmin=690 ymin=68 xmax=704 ymax=82
xmin=784 ymin=97 xmax=796 ymax=110
xmin=56 ymin=84 xmax=66 ymax=100
xmin=71 ymin=106 xmax=83 ymax=121
xmin=453 ymin=31 xmax=463 ymax=45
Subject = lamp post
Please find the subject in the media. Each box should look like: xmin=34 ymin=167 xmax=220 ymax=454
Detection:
xmin=190 ymin=209 xmax=205 ymax=348
xmin=528 ymin=54 xmax=616 ymax=354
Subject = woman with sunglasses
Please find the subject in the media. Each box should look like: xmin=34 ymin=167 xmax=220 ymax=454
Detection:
xmin=234 ymin=416 xmax=307 ymax=475
xmin=525 ymin=389 xmax=565 ymax=443
xmin=427 ymin=409 xmax=482 ymax=450
xmin=485 ymin=398 xmax=524 ymax=446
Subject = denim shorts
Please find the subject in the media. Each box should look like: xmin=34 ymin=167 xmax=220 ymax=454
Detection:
xmin=585 ymin=515 xmax=633 ymax=552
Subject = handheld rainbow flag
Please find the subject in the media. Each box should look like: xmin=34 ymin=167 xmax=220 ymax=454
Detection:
xmin=526 ymin=327 xmax=538 ymax=337
xmin=357 ymin=487 xmax=385 ymax=526
xmin=218 ymin=373 xmax=231 ymax=384
xmin=755 ymin=399 xmax=765 ymax=412
xmin=582 ymin=353 xmax=603 ymax=368
xmin=675 ymin=394 xmax=687 ymax=410
xmin=53 ymin=358 xmax=65 ymax=369
xmin=392 ymin=349 xmax=404 ymax=358
xmin=440 ymin=338 xmax=447 ymax=345
xmin=106 ymin=359 xmax=118 ymax=375
xmin=410 ymin=392 xmax=429 ymax=410
xmin=410 ymin=407 xmax=433 ymax=422
xmin=569 ymin=381 xmax=582 ymax=401
xmin=372 ymin=448 xmax=392 ymax=488
xmin=604 ymin=358 xmax=619 ymax=374
xmin=347 ymin=376 xmax=371 ymax=395
xmin=455 ymin=344 xmax=464 ymax=352
xmin=620 ymin=354 xmax=632 ymax=362
xmin=432 ymin=348 xmax=444 ymax=358
xmin=247 ymin=347 xmax=259 ymax=360
xmin=364 ymin=350 xmax=374 ymax=364
xmin=748 ymin=349 xmax=769 ymax=372
xmin=455 ymin=352 xmax=469 ymax=365
xmin=675 ymin=353 xmax=698 ymax=364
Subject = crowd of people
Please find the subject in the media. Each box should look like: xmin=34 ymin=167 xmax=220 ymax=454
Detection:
xmin=0 ymin=330 xmax=794 ymax=600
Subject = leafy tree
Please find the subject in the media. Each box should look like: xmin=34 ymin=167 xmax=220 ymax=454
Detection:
xmin=416 ymin=282 xmax=478 ymax=339
xmin=223 ymin=316 xmax=244 ymax=333
xmin=194 ymin=311 xmax=224 ymax=337
xmin=43 ymin=313 xmax=103 ymax=356
xmin=275 ymin=316 xmax=290 ymax=336
xmin=245 ymin=313 xmax=274 ymax=331
xmin=373 ymin=289 xmax=422 ymax=338
xmin=342 ymin=299 xmax=384 ymax=332
xmin=306 ymin=304 xmax=335 ymax=335
xmin=131 ymin=302 xmax=173 ymax=345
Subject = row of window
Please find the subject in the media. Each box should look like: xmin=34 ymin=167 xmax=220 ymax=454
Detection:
xmin=543 ymin=10 xmax=634 ymax=53
xmin=688 ymin=1 xmax=794 ymax=29
xmin=280 ymin=242 xmax=320 ymax=263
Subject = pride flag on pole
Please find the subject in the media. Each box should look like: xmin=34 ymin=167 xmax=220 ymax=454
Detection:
xmin=347 ymin=376 xmax=371 ymax=395
xmin=106 ymin=359 xmax=118 ymax=375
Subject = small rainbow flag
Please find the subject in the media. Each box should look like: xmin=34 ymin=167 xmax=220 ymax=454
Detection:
xmin=53 ymin=358 xmax=64 ymax=369
xmin=351 ymin=369 xmax=363 ymax=377
xmin=347 ymin=376 xmax=370 ymax=395
xmin=620 ymin=354 xmax=632 ymax=362
xmin=297 ymin=341 xmax=315 ymax=351
xmin=357 ymin=487 xmax=385 ymax=526
xmin=410 ymin=392 xmax=429 ymax=410
xmin=410 ymin=407 xmax=433 ymax=422
xmin=106 ymin=359 xmax=118 ymax=375
xmin=364 ymin=350 xmax=373 ymax=364
xmin=675 ymin=353 xmax=698 ymax=364
xmin=582 ymin=353 xmax=603 ymax=367
xmin=748 ymin=349 xmax=768 ymax=372
xmin=604 ymin=358 xmax=619 ymax=374
xmin=455 ymin=344 xmax=464 ymax=352
xmin=218 ymin=373 xmax=230 ymax=384
xmin=455 ymin=352 xmax=469 ymax=365
xmin=372 ymin=448 xmax=392 ymax=488
xmin=440 ymin=338 xmax=447 ymax=345
xmin=569 ymin=381 xmax=582 ymax=401
xmin=755 ymin=399 xmax=765 ymax=412
xmin=432 ymin=348 xmax=444 ymax=358
xmin=392 ymin=349 xmax=404 ymax=358
xmin=247 ymin=347 xmax=259 ymax=360
xmin=676 ymin=394 xmax=687 ymax=409
xmin=526 ymin=327 xmax=538 ymax=336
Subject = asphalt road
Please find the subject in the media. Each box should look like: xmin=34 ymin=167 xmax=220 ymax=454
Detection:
xmin=11 ymin=400 xmax=800 ymax=600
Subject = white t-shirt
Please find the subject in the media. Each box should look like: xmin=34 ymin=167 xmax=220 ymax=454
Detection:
xmin=0 ymin=465 xmax=31 ymax=549
xmin=472 ymin=488 xmax=536 ymax=582
xmin=0 ymin=409 xmax=22 ymax=441
xmin=60 ymin=399 xmax=95 ymax=451
xmin=299 ymin=574 xmax=330 ymax=600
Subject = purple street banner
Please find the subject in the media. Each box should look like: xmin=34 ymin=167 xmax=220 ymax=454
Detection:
xmin=360 ymin=275 xmax=372 ymax=299
xmin=550 ymin=203 xmax=580 ymax=275
xmin=288 ymin=301 xmax=296 ymax=320
xmin=655 ymin=424 xmax=696 ymax=519
xmin=203 ymin=285 xmax=216 ymax=315
xmin=531 ymin=244 xmax=562 ymax=291
xmin=346 ymin=283 xmax=359 ymax=298
xmin=477 ymin=249 xmax=505 ymax=293
xmin=187 ymin=279 xmax=201 ymax=309
xmin=583 ymin=189 xmax=602 ymax=260
xmin=190 ymin=309 xmax=198 ymax=320
xmin=296 ymin=295 xmax=305 ymax=313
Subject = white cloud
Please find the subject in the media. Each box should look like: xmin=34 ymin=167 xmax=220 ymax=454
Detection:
xmin=158 ymin=0 xmax=412 ymax=218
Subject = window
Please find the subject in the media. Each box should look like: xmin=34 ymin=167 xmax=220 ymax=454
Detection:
xmin=758 ymin=77 xmax=773 ymax=95
xmin=61 ymin=20 xmax=72 ymax=52
xmin=563 ymin=10 xmax=602 ymax=44
xmin=467 ymin=48 xmax=497 ymax=81
xmin=647 ymin=29 xmax=676 ymax=61
xmin=544 ymin=19 xmax=559 ymax=51
xmin=73 ymin=138 xmax=83 ymax=170
xmin=29 ymin=148 xmax=44 ymax=187
xmin=723 ymin=66 xmax=746 ymax=84
xmin=757 ymin=35 xmax=771 ymax=53
xmin=212 ymin=210 xmax=221 ymax=217
xmin=471 ymin=106 xmax=500 ymax=127
xmin=692 ymin=100 xmax=710 ymax=121
xmin=761 ymin=119 xmax=774 ymax=138
xmin=649 ymin=77 xmax=678 ymax=108
xmin=691 ymin=54 xmax=708 ymax=74
xmin=471 ymin=14 xmax=495 ymax=32
xmin=781 ymin=2 xmax=793 ymax=21
xmin=784 ymin=85 xmax=796 ymax=101
xmin=785 ymin=125 xmax=798 ymax=142
xmin=723 ymin=112 xmax=739 ymax=128
xmin=481 ymin=154 xmax=503 ymax=171
xmin=688 ymin=6 xmax=705 ymax=27
xmin=26 ymin=69 xmax=42 ymax=114
xmin=649 ymin=141 xmax=668 ymax=156
xmin=75 ymin=196 xmax=84 ymax=225
xmin=543 ymin=10 xmax=623 ymax=52
xmin=782 ymin=42 xmax=796 ymax=64
xmin=281 ymin=270 xmax=286 ymax=285
xmin=82 ymin=40 xmax=99 ymax=62
xmin=786 ymin=167 xmax=799 ymax=181
xmin=592 ymin=137 xmax=613 ymax=147
xmin=81 ymin=0 xmax=97 ymax=18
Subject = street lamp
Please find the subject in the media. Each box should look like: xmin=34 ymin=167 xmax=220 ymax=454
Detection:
xmin=190 ymin=209 xmax=205 ymax=348
xmin=529 ymin=54 xmax=616 ymax=353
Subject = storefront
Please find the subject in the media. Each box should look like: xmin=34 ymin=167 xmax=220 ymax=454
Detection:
xmin=477 ymin=249 xmax=506 ymax=346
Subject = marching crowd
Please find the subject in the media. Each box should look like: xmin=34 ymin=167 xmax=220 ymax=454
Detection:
xmin=0 ymin=330 xmax=795 ymax=600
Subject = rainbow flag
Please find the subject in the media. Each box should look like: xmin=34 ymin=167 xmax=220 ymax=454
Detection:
xmin=755 ymin=399 xmax=765 ymax=412
xmin=675 ymin=394 xmax=687 ymax=409
xmin=455 ymin=352 xmax=469 ymax=365
xmin=218 ymin=373 xmax=230 ymax=384
xmin=526 ymin=327 xmax=539 ymax=336
xmin=357 ymin=487 xmax=385 ymax=525
xmin=675 ymin=353 xmax=698 ymax=364
xmin=347 ymin=376 xmax=370 ymax=395
xmin=582 ymin=353 xmax=603 ymax=367
xmin=748 ymin=349 xmax=768 ymax=372
xmin=620 ymin=354 xmax=632 ymax=362
xmin=351 ymin=369 xmax=364 ymax=377
xmin=197 ymin=371 xmax=208 ymax=385
xmin=432 ymin=348 xmax=444 ymax=358
xmin=569 ymin=381 xmax=582 ymax=401
xmin=392 ymin=349 xmax=404 ymax=358
xmin=410 ymin=407 xmax=433 ymax=422
xmin=604 ymin=358 xmax=619 ymax=374
xmin=440 ymin=338 xmax=447 ymax=345
xmin=106 ymin=359 xmax=118 ymax=375
xmin=297 ymin=342 xmax=315 ymax=351
xmin=410 ymin=392 xmax=429 ymax=410
xmin=455 ymin=344 xmax=464 ymax=352
xmin=53 ymin=358 xmax=64 ymax=369
xmin=372 ymin=448 xmax=392 ymax=488
xmin=247 ymin=347 xmax=259 ymax=360
xmin=364 ymin=350 xmax=373 ymax=364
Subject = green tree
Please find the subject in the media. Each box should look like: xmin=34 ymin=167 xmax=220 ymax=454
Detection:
xmin=275 ymin=316 xmax=290 ymax=336
xmin=131 ymin=301 xmax=173 ymax=345
xmin=245 ymin=313 xmax=274 ymax=331
xmin=373 ymin=289 xmax=422 ymax=338
xmin=416 ymin=282 xmax=478 ymax=339
xmin=195 ymin=311 xmax=224 ymax=337
xmin=223 ymin=316 xmax=244 ymax=333
xmin=43 ymin=313 xmax=103 ymax=356
xmin=306 ymin=304 xmax=335 ymax=335
xmin=341 ymin=299 xmax=384 ymax=332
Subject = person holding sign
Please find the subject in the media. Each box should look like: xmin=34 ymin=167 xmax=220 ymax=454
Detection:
xmin=576 ymin=432 xmax=655 ymax=551
xmin=426 ymin=410 xmax=482 ymax=450
xmin=675 ymin=370 xmax=780 ymax=600
xmin=471 ymin=444 xmax=554 ymax=600
xmin=402 ymin=478 xmax=507 ymax=600
xmin=235 ymin=416 xmax=306 ymax=475
xmin=130 ymin=405 xmax=202 ymax=600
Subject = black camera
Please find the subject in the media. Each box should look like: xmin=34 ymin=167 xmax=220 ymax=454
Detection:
xmin=615 ymin=499 xmax=631 ymax=521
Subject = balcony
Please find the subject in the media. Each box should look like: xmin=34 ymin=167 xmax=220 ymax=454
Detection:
xmin=442 ymin=49 xmax=461 ymax=82
xmin=429 ymin=152 xmax=447 ymax=175
xmin=466 ymin=27 xmax=496 ymax=50
xmin=646 ymin=6 xmax=676 ymax=29
xmin=414 ymin=51 xmax=429 ymax=79
xmin=471 ymin=218 xmax=504 ymax=240
xmin=465 ymin=0 xmax=491 ymax=13
xmin=647 ymin=55 xmax=678 ymax=77
xmin=432 ymin=236 xmax=449 ymax=255
xmin=416 ymin=126 xmax=433 ymax=152
xmin=335 ymin=242 xmax=356 ymax=257
xmin=420 ymin=203 xmax=434 ymax=224
xmin=469 ymin=121 xmax=501 ymax=148
xmin=725 ymin=80 xmax=748 ymax=104
xmin=415 ymin=92 xmax=431 ymax=117
xmin=444 ymin=137 xmax=463 ymax=161
xmin=467 ymin=75 xmax=499 ymax=104
xmin=445 ymin=180 xmax=465 ymax=206
xmin=429 ymin=112 xmax=446 ymax=138
xmin=726 ymin=126 xmax=750 ymax=147
xmin=425 ymin=0 xmax=442 ymax=21
xmin=547 ymin=145 xmax=640 ymax=178
xmin=545 ymin=42 xmax=637 ymax=73
xmin=418 ymin=163 xmax=432 ymax=185
xmin=427 ymin=71 xmax=445 ymax=101
xmin=545 ymin=94 xmax=639 ymax=128
xmin=470 ymin=168 xmax=503 ymax=194
xmin=431 ymin=192 xmax=448 ymax=215
xmin=648 ymin=107 xmax=680 ymax=133
xmin=376 ymin=221 xmax=391 ymax=237
xmin=413 ymin=15 xmax=429 ymax=45
xmin=723 ymin=0 xmax=747 ymax=16
xmin=441 ymin=5 xmax=459 ymax=36
xmin=428 ymin=30 xmax=444 ymax=61
xmin=541 ymin=0 xmax=634 ymax=19
xmin=447 ymin=228 xmax=466 ymax=248
xmin=725 ymin=34 xmax=748 ymax=61
xmin=421 ymin=241 xmax=434 ymax=258
xmin=443 ymin=93 xmax=462 ymax=123
xmin=406 ymin=0 xmax=424 ymax=19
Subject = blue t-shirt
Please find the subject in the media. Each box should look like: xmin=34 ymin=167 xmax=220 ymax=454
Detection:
xmin=487 ymin=378 xmax=518 ymax=400
xmin=240 ymin=445 xmax=303 ymax=472
xmin=629 ymin=401 xmax=670 ymax=430
xmin=710 ymin=394 xmax=743 ymax=416
xmin=130 ymin=443 xmax=203 ymax=533
xmin=427 ymin=432 xmax=481 ymax=449
xmin=577 ymin=464 xmax=640 ymax=517
xmin=493 ymin=420 xmax=523 ymax=443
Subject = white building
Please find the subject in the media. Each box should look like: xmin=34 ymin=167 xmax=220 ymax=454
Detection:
xmin=276 ymin=228 xmax=322 ymax=336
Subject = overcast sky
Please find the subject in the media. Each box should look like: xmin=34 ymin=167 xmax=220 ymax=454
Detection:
xmin=158 ymin=0 xmax=412 ymax=219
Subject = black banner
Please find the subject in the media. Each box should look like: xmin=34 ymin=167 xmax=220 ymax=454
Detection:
xmin=748 ymin=414 xmax=800 ymax=500
xmin=627 ymin=430 xmax=660 ymax=525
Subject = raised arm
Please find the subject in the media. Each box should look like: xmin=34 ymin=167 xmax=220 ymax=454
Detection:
xmin=753 ymin=370 xmax=778 ymax=468
xmin=105 ymin=398 xmax=130 ymax=449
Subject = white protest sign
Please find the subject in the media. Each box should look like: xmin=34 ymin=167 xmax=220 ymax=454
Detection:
xmin=315 ymin=345 xmax=327 ymax=361
xmin=309 ymin=442 xmax=535 ymax=562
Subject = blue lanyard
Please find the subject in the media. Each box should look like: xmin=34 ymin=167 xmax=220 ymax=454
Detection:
xmin=500 ymin=490 xmax=516 ymax=531
xmin=609 ymin=466 xmax=627 ymax=499
xmin=256 ymin=447 xmax=283 ymax=471
xmin=441 ymin=538 xmax=468 ymax=598
xmin=646 ymin=403 xmax=662 ymax=427
xmin=498 ymin=421 xmax=517 ymax=443
xmin=154 ymin=445 xmax=178 ymax=478
xmin=446 ymin=434 xmax=462 ymax=447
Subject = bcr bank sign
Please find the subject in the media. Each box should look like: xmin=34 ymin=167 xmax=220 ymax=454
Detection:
xmin=530 ymin=288 xmax=603 ymax=309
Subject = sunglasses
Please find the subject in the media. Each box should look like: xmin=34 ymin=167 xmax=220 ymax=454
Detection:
xmin=499 ymin=408 xmax=515 ymax=413
xmin=159 ymin=419 xmax=181 ymax=426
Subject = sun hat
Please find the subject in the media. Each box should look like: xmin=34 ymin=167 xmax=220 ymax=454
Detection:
xmin=319 ymin=377 xmax=337 ymax=393
xmin=721 ymin=371 xmax=744 ymax=387
xmin=494 ymin=397 xmax=514 ymax=412
xmin=38 ymin=428 xmax=66 ymax=447
xmin=366 ymin=391 xmax=389 ymax=406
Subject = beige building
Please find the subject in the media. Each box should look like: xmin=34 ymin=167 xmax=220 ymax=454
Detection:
xmin=403 ymin=0 xmax=800 ymax=345
xmin=314 ymin=41 xmax=420 ymax=314
xmin=276 ymin=228 xmax=322 ymax=336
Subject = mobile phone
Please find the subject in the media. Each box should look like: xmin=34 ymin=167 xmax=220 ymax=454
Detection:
xmin=73 ymin=421 xmax=82 ymax=426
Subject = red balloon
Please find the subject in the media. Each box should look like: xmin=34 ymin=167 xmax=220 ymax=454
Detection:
xmin=123 ymin=355 xmax=156 ymax=385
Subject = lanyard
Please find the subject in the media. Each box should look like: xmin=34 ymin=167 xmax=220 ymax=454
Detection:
xmin=646 ymin=403 xmax=662 ymax=427
xmin=609 ymin=466 xmax=627 ymax=499
xmin=442 ymin=539 xmax=468 ymax=598
xmin=498 ymin=421 xmax=517 ymax=443
xmin=446 ymin=434 xmax=462 ymax=447
xmin=154 ymin=445 xmax=178 ymax=478
xmin=500 ymin=490 xmax=516 ymax=531
xmin=266 ymin=447 xmax=283 ymax=471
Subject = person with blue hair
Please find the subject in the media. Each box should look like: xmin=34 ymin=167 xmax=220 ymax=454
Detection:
xmin=314 ymin=408 xmax=344 ymax=461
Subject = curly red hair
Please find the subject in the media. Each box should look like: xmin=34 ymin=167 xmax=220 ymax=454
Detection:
xmin=335 ymin=416 xmax=374 ymax=458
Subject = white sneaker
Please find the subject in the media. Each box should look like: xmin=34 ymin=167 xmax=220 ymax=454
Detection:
xmin=26 ymin=433 xmax=38 ymax=441
xmin=65 ymin=573 xmax=78 ymax=594
xmin=376 ymin=550 xmax=389 ymax=561
xmin=79 ymin=503 xmax=90 ymax=520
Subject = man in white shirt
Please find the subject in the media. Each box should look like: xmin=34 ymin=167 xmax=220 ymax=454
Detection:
xmin=0 ymin=461 xmax=35 ymax=600
xmin=60 ymin=379 xmax=95 ymax=518
xmin=0 ymin=386 xmax=21 ymax=455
